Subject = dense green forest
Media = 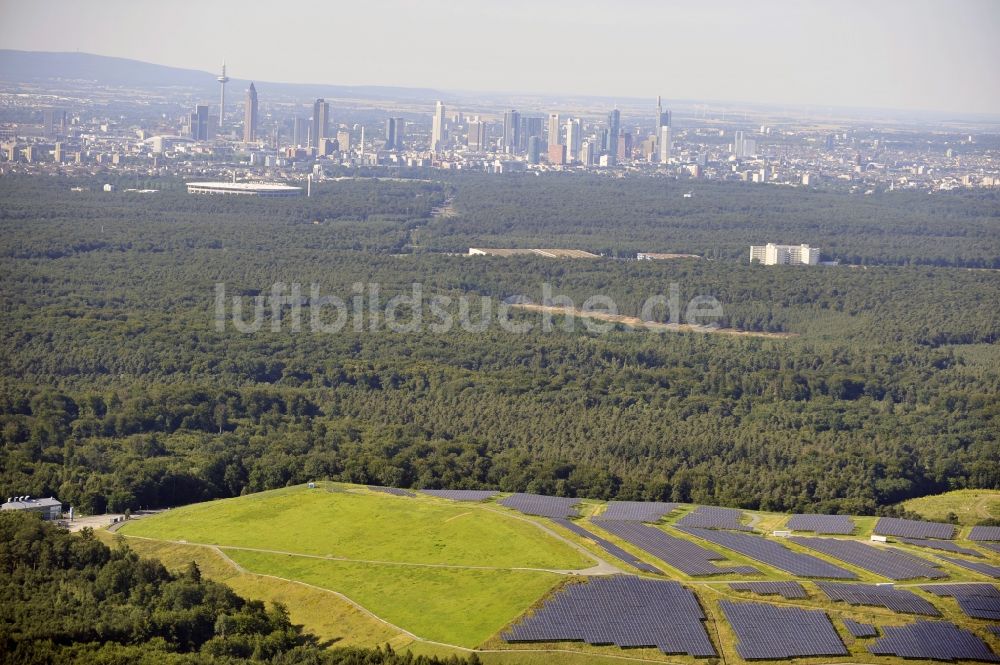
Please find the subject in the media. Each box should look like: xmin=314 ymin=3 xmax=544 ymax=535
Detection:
xmin=1 ymin=174 xmax=998 ymax=516
xmin=0 ymin=512 xmax=478 ymax=664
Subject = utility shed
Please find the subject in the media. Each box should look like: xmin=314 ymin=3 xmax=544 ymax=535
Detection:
xmin=1 ymin=496 xmax=63 ymax=520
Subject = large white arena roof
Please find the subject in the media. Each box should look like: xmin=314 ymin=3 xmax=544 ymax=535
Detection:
xmin=185 ymin=181 xmax=303 ymax=196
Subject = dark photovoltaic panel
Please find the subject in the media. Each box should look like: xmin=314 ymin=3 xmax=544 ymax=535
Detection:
xmin=597 ymin=501 xmax=677 ymax=522
xmin=874 ymin=516 xmax=957 ymax=540
xmin=503 ymin=576 xmax=716 ymax=657
xmin=675 ymin=506 xmax=751 ymax=530
xmin=900 ymin=537 xmax=984 ymax=557
xmin=816 ymin=582 xmax=940 ymax=616
xmin=868 ymin=620 xmax=1000 ymax=662
xmin=677 ymin=527 xmax=857 ymax=579
xmin=786 ymin=514 xmax=855 ymax=535
xmin=989 ymin=625 xmax=1000 ymax=638
xmin=844 ymin=619 xmax=878 ymax=638
xmin=720 ymin=601 xmax=847 ymax=659
xmin=921 ymin=583 xmax=1000 ymax=620
xmin=418 ymin=489 xmax=498 ymax=501
xmin=938 ymin=555 xmax=1000 ymax=578
xmin=969 ymin=526 xmax=1000 ymax=542
xmin=552 ymin=519 xmax=661 ymax=574
xmin=595 ymin=520 xmax=759 ymax=576
xmin=367 ymin=485 xmax=416 ymax=497
xmin=981 ymin=543 xmax=1000 ymax=555
xmin=729 ymin=581 xmax=807 ymax=599
xmin=790 ymin=536 xmax=945 ymax=580
xmin=498 ymin=493 xmax=581 ymax=519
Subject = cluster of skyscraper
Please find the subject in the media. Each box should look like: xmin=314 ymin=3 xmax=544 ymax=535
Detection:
xmin=425 ymin=97 xmax=673 ymax=167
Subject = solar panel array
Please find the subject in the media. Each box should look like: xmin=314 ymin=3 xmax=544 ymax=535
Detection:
xmin=816 ymin=582 xmax=940 ymax=616
xmin=596 ymin=501 xmax=677 ymax=522
xmin=418 ymin=489 xmax=498 ymax=501
xmin=990 ymin=625 xmax=1000 ymax=639
xmin=873 ymin=516 xmax=957 ymax=540
xmin=843 ymin=619 xmax=878 ymax=638
xmin=552 ymin=519 xmax=661 ymax=574
xmin=920 ymin=584 xmax=1000 ymax=621
xmin=678 ymin=527 xmax=857 ymax=579
xmin=982 ymin=542 xmax=1000 ymax=555
xmin=938 ymin=555 xmax=1000 ymax=578
xmin=729 ymin=581 xmax=807 ymax=599
xmin=720 ymin=601 xmax=847 ymax=659
xmin=675 ymin=506 xmax=751 ymax=530
xmin=596 ymin=521 xmax=758 ymax=576
xmin=868 ymin=620 xmax=1000 ymax=662
xmin=367 ymin=485 xmax=416 ymax=497
xmin=970 ymin=526 xmax=1000 ymax=541
xmin=786 ymin=514 xmax=855 ymax=535
xmin=498 ymin=493 xmax=581 ymax=519
xmin=789 ymin=536 xmax=945 ymax=580
xmin=899 ymin=537 xmax=984 ymax=557
xmin=503 ymin=576 xmax=716 ymax=657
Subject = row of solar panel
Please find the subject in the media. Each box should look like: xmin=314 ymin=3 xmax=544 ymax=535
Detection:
xmin=504 ymin=576 xmax=1000 ymax=661
xmin=594 ymin=520 xmax=759 ymax=576
xmin=790 ymin=535 xmax=946 ymax=579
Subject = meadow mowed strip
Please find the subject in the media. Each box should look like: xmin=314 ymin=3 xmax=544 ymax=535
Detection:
xmin=225 ymin=548 xmax=562 ymax=648
xmin=122 ymin=485 xmax=591 ymax=569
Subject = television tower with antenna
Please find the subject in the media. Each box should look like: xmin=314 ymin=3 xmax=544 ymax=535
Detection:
xmin=217 ymin=63 xmax=229 ymax=129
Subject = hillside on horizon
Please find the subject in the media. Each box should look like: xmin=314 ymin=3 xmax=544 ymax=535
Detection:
xmin=0 ymin=49 xmax=447 ymax=102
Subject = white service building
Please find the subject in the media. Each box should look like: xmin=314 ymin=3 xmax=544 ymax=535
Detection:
xmin=2 ymin=496 xmax=63 ymax=520
xmin=750 ymin=243 xmax=820 ymax=265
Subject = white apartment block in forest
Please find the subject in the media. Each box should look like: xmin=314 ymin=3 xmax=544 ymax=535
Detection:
xmin=750 ymin=243 xmax=820 ymax=265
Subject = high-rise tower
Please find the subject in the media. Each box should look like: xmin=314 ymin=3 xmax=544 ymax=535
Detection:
xmin=431 ymin=101 xmax=445 ymax=152
xmin=605 ymin=109 xmax=620 ymax=165
xmin=217 ymin=64 xmax=229 ymax=129
xmin=311 ymin=99 xmax=329 ymax=149
xmin=503 ymin=110 xmax=520 ymax=154
xmin=548 ymin=113 xmax=561 ymax=146
xmin=243 ymin=83 xmax=258 ymax=143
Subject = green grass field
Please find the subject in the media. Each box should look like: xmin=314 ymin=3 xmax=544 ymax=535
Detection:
xmin=902 ymin=489 xmax=1000 ymax=526
xmin=96 ymin=532 xmax=411 ymax=650
xmin=225 ymin=548 xmax=562 ymax=648
xmin=121 ymin=483 xmax=591 ymax=569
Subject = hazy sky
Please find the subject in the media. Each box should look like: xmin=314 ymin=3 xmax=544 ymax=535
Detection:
xmin=2 ymin=0 xmax=999 ymax=114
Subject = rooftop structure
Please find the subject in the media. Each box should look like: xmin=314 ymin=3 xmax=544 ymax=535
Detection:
xmin=637 ymin=252 xmax=701 ymax=260
xmin=185 ymin=181 xmax=303 ymax=197
xmin=468 ymin=248 xmax=599 ymax=258
xmin=2 ymin=496 xmax=62 ymax=520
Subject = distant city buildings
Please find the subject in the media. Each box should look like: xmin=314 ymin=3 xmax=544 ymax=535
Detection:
xmin=734 ymin=130 xmax=756 ymax=158
xmin=243 ymin=83 xmax=258 ymax=143
xmin=385 ymin=117 xmax=404 ymax=150
xmin=750 ymin=243 xmax=820 ymax=265
xmin=467 ymin=116 xmax=487 ymax=152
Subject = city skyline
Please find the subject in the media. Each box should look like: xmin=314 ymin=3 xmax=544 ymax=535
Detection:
xmin=1 ymin=0 xmax=999 ymax=115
